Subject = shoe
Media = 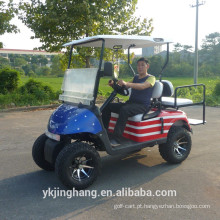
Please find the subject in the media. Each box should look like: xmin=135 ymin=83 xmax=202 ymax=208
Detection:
xmin=110 ymin=138 xmax=121 ymax=147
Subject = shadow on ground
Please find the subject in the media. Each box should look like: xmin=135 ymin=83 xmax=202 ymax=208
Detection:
xmin=0 ymin=151 xmax=179 ymax=219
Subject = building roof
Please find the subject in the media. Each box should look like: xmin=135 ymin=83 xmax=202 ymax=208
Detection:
xmin=0 ymin=48 xmax=62 ymax=55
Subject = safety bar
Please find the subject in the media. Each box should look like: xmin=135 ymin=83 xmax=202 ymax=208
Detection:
xmin=174 ymin=84 xmax=206 ymax=124
xmin=159 ymin=43 xmax=169 ymax=82
xmin=128 ymin=44 xmax=136 ymax=76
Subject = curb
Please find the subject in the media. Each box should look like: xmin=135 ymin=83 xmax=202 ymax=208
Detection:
xmin=0 ymin=104 xmax=60 ymax=113
xmin=0 ymin=101 xmax=104 ymax=113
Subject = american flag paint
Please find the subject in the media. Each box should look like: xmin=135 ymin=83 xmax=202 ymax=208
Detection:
xmin=108 ymin=110 xmax=190 ymax=142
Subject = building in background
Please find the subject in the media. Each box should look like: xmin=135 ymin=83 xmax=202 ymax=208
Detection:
xmin=142 ymin=45 xmax=162 ymax=57
xmin=0 ymin=48 xmax=61 ymax=67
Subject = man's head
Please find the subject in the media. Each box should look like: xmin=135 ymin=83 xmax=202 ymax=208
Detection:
xmin=137 ymin=57 xmax=149 ymax=75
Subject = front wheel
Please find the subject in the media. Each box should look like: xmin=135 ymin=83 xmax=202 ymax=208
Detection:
xmin=159 ymin=127 xmax=192 ymax=164
xmin=32 ymin=134 xmax=54 ymax=171
xmin=55 ymin=142 xmax=101 ymax=190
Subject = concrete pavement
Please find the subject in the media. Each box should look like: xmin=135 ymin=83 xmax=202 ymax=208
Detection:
xmin=0 ymin=106 xmax=220 ymax=220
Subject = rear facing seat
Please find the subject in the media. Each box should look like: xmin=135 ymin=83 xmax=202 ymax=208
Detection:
xmin=160 ymin=80 xmax=193 ymax=107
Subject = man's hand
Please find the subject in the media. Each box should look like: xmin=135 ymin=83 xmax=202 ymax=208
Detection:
xmin=117 ymin=80 xmax=127 ymax=87
xmin=108 ymin=79 xmax=114 ymax=87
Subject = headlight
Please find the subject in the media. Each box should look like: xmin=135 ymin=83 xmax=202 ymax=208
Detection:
xmin=45 ymin=129 xmax=60 ymax=141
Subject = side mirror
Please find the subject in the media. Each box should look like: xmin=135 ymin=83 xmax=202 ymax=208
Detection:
xmin=103 ymin=62 xmax=113 ymax=77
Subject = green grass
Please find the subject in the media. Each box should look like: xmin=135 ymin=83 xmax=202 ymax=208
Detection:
xmin=20 ymin=76 xmax=63 ymax=92
xmin=20 ymin=76 xmax=219 ymax=93
xmin=15 ymin=76 xmax=220 ymax=107
xmin=100 ymin=77 xmax=219 ymax=100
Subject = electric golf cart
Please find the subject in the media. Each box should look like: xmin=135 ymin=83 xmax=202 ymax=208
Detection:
xmin=32 ymin=35 xmax=206 ymax=190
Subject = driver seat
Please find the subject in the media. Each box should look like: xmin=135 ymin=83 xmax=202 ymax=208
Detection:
xmin=120 ymin=80 xmax=164 ymax=122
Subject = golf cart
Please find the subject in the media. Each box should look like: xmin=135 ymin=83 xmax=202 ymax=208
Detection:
xmin=32 ymin=35 xmax=206 ymax=190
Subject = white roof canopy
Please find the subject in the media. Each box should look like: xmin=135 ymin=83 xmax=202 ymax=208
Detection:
xmin=63 ymin=35 xmax=172 ymax=49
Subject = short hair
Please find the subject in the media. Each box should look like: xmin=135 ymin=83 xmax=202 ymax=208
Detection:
xmin=137 ymin=57 xmax=149 ymax=64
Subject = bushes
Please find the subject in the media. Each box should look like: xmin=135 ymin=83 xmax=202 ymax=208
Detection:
xmin=20 ymin=79 xmax=56 ymax=100
xmin=0 ymin=75 xmax=220 ymax=108
xmin=213 ymin=81 xmax=220 ymax=96
xmin=204 ymin=81 xmax=220 ymax=106
xmin=175 ymin=80 xmax=220 ymax=106
xmin=0 ymin=68 xmax=20 ymax=94
xmin=18 ymin=79 xmax=58 ymax=104
xmin=0 ymin=78 xmax=58 ymax=108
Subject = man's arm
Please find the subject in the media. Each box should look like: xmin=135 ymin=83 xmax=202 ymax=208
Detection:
xmin=118 ymin=76 xmax=155 ymax=90
xmin=108 ymin=77 xmax=134 ymax=88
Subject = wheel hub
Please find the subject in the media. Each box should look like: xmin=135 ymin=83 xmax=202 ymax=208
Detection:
xmin=69 ymin=156 xmax=94 ymax=181
xmin=173 ymin=137 xmax=188 ymax=156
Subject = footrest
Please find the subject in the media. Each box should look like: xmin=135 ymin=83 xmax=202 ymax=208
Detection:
xmin=188 ymin=118 xmax=206 ymax=125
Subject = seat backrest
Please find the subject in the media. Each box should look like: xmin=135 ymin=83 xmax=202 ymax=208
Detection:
xmin=161 ymin=80 xmax=174 ymax=97
xmin=152 ymin=81 xmax=163 ymax=99
xmin=127 ymin=80 xmax=163 ymax=99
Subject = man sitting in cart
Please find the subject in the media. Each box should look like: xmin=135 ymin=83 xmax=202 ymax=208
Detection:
xmin=102 ymin=57 xmax=156 ymax=146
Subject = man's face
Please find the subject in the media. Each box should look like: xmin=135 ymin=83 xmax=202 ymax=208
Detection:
xmin=137 ymin=61 xmax=149 ymax=75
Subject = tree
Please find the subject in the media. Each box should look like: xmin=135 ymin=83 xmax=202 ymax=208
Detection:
xmin=50 ymin=55 xmax=65 ymax=76
xmin=31 ymin=63 xmax=38 ymax=73
xmin=183 ymin=45 xmax=193 ymax=53
xmin=29 ymin=55 xmax=48 ymax=66
xmin=201 ymin=32 xmax=220 ymax=49
xmin=0 ymin=0 xmax=18 ymax=47
xmin=36 ymin=66 xmax=51 ymax=76
xmin=19 ymin=0 xmax=153 ymax=67
xmin=14 ymin=57 xmax=27 ymax=67
xmin=147 ymin=55 xmax=164 ymax=77
xmin=0 ymin=56 xmax=10 ymax=68
xmin=8 ymin=53 xmax=15 ymax=64
xmin=200 ymin=32 xmax=220 ymax=70
xmin=22 ymin=64 xmax=32 ymax=76
xmin=182 ymin=45 xmax=193 ymax=64
xmin=38 ymin=55 xmax=48 ymax=66
xmin=23 ymin=54 xmax=32 ymax=63
xmin=31 ymin=56 xmax=39 ymax=65
xmin=26 ymin=70 xmax=36 ymax=77
xmin=0 ymin=68 xmax=20 ymax=94
xmin=170 ymin=43 xmax=182 ymax=64
xmin=173 ymin=43 xmax=182 ymax=52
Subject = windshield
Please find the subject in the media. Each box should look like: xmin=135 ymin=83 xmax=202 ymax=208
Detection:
xmin=59 ymin=68 xmax=98 ymax=105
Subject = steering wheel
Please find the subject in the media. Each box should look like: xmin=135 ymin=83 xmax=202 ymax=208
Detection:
xmin=110 ymin=79 xmax=129 ymax=96
xmin=119 ymin=85 xmax=129 ymax=96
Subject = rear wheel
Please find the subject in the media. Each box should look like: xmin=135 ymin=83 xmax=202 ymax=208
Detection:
xmin=55 ymin=142 xmax=101 ymax=190
xmin=159 ymin=127 xmax=191 ymax=164
xmin=32 ymin=134 xmax=54 ymax=171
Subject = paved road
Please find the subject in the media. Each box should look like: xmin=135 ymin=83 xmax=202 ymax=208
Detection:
xmin=0 ymin=106 xmax=220 ymax=220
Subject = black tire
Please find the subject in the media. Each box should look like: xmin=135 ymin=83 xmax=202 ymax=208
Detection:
xmin=32 ymin=134 xmax=54 ymax=171
xmin=159 ymin=127 xmax=192 ymax=164
xmin=55 ymin=142 xmax=101 ymax=190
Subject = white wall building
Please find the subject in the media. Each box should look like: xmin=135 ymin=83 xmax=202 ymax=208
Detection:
xmin=142 ymin=45 xmax=162 ymax=57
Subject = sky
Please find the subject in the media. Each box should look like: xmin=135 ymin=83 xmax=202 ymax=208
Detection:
xmin=136 ymin=0 xmax=220 ymax=50
xmin=0 ymin=0 xmax=220 ymax=51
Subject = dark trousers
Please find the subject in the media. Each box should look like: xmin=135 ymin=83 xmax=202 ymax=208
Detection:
xmin=102 ymin=101 xmax=148 ymax=137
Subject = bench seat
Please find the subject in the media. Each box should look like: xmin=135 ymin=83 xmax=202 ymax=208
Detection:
xmin=161 ymin=97 xmax=193 ymax=107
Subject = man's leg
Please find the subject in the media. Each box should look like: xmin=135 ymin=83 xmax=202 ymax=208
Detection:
xmin=101 ymin=102 xmax=125 ymax=130
xmin=113 ymin=103 xmax=148 ymax=138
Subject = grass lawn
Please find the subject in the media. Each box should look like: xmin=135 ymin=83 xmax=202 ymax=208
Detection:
xmin=19 ymin=75 xmax=219 ymax=105
xmin=20 ymin=77 xmax=64 ymax=92
xmin=21 ymin=76 xmax=218 ymax=94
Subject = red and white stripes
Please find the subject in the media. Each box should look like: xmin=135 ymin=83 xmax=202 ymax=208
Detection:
xmin=108 ymin=111 xmax=188 ymax=142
